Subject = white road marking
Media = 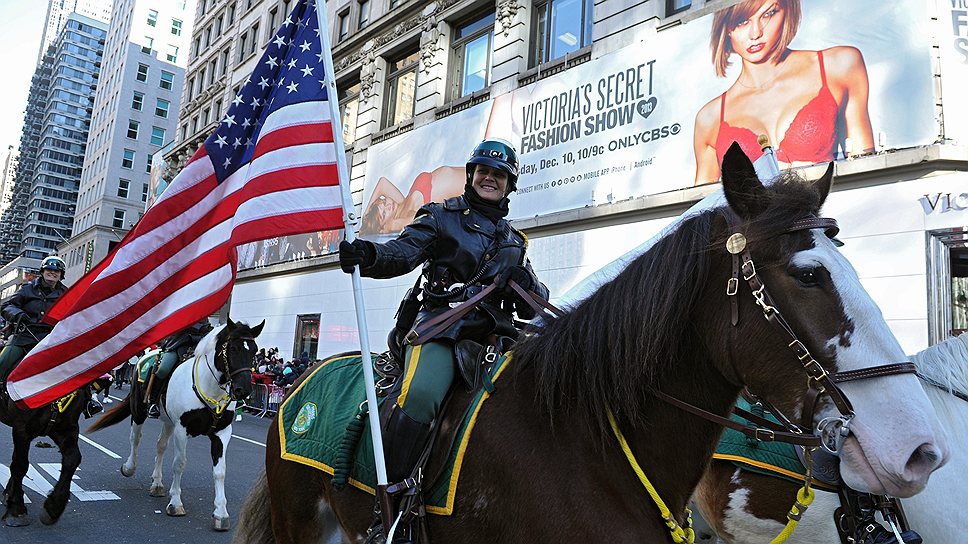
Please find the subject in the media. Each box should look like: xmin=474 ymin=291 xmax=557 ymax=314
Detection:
xmin=232 ymin=434 xmax=266 ymax=447
xmin=80 ymin=434 xmax=122 ymax=459
xmin=39 ymin=463 xmax=120 ymax=501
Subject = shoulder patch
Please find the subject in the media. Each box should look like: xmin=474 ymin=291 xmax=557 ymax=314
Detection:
xmin=443 ymin=196 xmax=468 ymax=211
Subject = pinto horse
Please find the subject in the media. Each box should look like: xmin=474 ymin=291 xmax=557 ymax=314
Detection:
xmin=88 ymin=319 xmax=262 ymax=531
xmin=233 ymin=145 xmax=948 ymax=543
xmin=694 ymin=332 xmax=968 ymax=543
xmin=0 ymin=378 xmax=92 ymax=526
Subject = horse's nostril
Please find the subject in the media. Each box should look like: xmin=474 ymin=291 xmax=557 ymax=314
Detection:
xmin=905 ymin=443 xmax=944 ymax=480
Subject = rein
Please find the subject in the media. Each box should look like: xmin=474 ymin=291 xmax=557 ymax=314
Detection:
xmin=191 ymin=336 xmax=254 ymax=427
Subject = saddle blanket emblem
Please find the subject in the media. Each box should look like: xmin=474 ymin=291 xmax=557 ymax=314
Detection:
xmin=278 ymin=352 xmax=511 ymax=516
xmin=291 ymin=402 xmax=317 ymax=434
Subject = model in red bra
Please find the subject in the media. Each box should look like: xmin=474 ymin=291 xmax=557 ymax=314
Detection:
xmin=715 ymin=51 xmax=838 ymax=165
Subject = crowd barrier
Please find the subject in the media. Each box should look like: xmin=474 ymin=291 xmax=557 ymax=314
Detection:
xmin=244 ymin=383 xmax=286 ymax=417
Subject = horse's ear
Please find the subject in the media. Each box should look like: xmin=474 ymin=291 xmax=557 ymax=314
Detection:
xmin=251 ymin=320 xmax=265 ymax=338
xmin=721 ymin=142 xmax=768 ymax=218
xmin=812 ymin=162 xmax=834 ymax=207
xmin=226 ymin=317 xmax=236 ymax=329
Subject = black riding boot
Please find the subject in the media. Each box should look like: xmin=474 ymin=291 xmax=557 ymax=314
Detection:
xmin=366 ymin=407 xmax=432 ymax=544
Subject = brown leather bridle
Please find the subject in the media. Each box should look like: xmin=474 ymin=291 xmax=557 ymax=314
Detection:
xmin=658 ymin=209 xmax=917 ymax=455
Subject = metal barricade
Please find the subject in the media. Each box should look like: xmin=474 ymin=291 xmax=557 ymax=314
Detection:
xmin=244 ymin=383 xmax=270 ymax=417
xmin=266 ymin=384 xmax=285 ymax=416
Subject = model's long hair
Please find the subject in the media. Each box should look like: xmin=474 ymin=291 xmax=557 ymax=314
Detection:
xmin=710 ymin=0 xmax=802 ymax=77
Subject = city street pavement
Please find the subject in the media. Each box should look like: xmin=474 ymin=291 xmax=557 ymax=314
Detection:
xmin=0 ymin=385 xmax=273 ymax=543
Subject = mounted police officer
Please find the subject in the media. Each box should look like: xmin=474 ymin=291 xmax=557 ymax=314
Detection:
xmin=145 ymin=319 xmax=214 ymax=418
xmin=0 ymin=256 xmax=101 ymax=416
xmin=339 ymin=138 xmax=549 ymax=542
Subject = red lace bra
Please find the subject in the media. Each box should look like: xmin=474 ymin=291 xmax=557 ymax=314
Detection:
xmin=715 ymin=51 xmax=838 ymax=165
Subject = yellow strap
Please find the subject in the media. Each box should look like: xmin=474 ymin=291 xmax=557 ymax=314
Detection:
xmin=193 ymin=354 xmax=231 ymax=414
xmin=770 ymin=485 xmax=815 ymax=543
xmin=55 ymin=391 xmax=77 ymax=413
xmin=607 ymin=410 xmax=695 ymax=544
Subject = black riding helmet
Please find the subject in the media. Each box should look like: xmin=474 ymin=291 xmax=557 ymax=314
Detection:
xmin=40 ymin=255 xmax=66 ymax=280
xmin=466 ymin=138 xmax=519 ymax=193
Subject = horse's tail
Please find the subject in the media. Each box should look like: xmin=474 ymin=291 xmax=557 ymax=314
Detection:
xmin=86 ymin=394 xmax=131 ymax=432
xmin=232 ymin=470 xmax=277 ymax=544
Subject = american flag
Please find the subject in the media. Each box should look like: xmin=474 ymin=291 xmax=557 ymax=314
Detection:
xmin=9 ymin=0 xmax=344 ymax=408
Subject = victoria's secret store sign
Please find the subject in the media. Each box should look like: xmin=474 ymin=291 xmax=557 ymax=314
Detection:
xmin=922 ymin=192 xmax=968 ymax=214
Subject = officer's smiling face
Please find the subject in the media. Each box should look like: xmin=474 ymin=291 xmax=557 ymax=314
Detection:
xmin=471 ymin=165 xmax=508 ymax=202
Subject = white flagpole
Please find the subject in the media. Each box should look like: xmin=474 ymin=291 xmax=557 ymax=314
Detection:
xmin=313 ymin=0 xmax=389 ymax=492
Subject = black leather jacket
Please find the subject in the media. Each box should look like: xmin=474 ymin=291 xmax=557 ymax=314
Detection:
xmin=1 ymin=278 xmax=66 ymax=348
xmin=360 ymin=195 xmax=549 ymax=342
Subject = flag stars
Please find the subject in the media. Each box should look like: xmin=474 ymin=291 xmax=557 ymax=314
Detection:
xmin=287 ymin=81 xmax=300 ymax=94
xmin=272 ymin=35 xmax=287 ymax=48
xmin=245 ymin=137 xmax=255 ymax=148
xmin=223 ymin=157 xmax=232 ymax=168
xmin=288 ymin=58 xmax=298 ymax=70
xmin=300 ymin=64 xmax=315 ymax=77
xmin=223 ymin=115 xmax=237 ymax=127
xmin=214 ymin=135 xmax=228 ymax=148
xmin=242 ymin=118 xmax=252 ymax=128
xmin=299 ymin=40 xmax=312 ymax=52
xmin=250 ymin=97 xmax=262 ymax=108
xmin=315 ymin=52 xmax=325 ymax=63
xmin=232 ymin=94 xmax=244 ymax=107
xmin=282 ymin=15 xmax=293 ymax=27
xmin=232 ymin=137 xmax=242 ymax=149
xmin=266 ymin=56 xmax=279 ymax=68
xmin=258 ymin=76 xmax=271 ymax=90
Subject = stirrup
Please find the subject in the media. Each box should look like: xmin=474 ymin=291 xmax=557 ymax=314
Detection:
xmin=147 ymin=404 xmax=160 ymax=418
xmin=84 ymin=399 xmax=103 ymax=418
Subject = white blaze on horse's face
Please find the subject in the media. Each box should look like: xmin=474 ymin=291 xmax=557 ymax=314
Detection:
xmin=793 ymin=232 xmax=948 ymax=497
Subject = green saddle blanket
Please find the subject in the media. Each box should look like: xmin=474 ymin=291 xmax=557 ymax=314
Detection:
xmin=136 ymin=350 xmax=162 ymax=383
xmin=278 ymin=352 xmax=511 ymax=516
xmin=713 ymin=397 xmax=835 ymax=489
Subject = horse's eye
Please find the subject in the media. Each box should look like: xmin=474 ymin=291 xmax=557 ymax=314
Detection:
xmin=793 ymin=268 xmax=820 ymax=287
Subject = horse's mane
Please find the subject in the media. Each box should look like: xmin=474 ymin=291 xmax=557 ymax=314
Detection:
xmin=514 ymin=173 xmax=825 ymax=436
xmin=911 ymin=333 xmax=968 ymax=398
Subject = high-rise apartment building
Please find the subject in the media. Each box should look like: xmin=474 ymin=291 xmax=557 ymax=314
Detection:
xmin=0 ymin=146 xmax=19 ymax=217
xmin=60 ymin=0 xmax=196 ymax=281
xmin=0 ymin=15 xmax=108 ymax=270
xmin=38 ymin=0 xmax=113 ymax=64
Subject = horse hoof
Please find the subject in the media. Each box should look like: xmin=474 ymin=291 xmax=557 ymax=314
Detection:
xmin=121 ymin=465 xmax=135 ymax=477
xmin=213 ymin=515 xmax=231 ymax=531
xmin=3 ymin=515 xmax=30 ymax=527
xmin=166 ymin=504 xmax=186 ymax=517
xmin=40 ymin=509 xmax=58 ymax=526
xmin=149 ymin=485 xmax=167 ymax=497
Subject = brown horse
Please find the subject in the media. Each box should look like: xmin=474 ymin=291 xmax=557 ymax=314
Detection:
xmin=233 ymin=144 xmax=948 ymax=543
xmin=694 ymin=333 xmax=968 ymax=543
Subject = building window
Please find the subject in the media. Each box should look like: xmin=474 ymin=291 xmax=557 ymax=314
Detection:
xmin=136 ymin=63 xmax=149 ymax=81
xmin=181 ymin=122 xmax=189 ymax=140
xmin=666 ymin=0 xmax=690 ymax=15
xmin=337 ymin=10 xmax=349 ymax=41
xmin=209 ymin=59 xmax=217 ymax=84
xmin=166 ymin=44 xmax=179 ymax=63
xmin=146 ymin=154 xmax=153 ymax=174
xmin=239 ymin=33 xmax=248 ymax=62
xmin=150 ymin=126 xmax=166 ymax=146
xmin=339 ymin=79 xmax=361 ymax=146
xmin=160 ymin=70 xmax=174 ymax=90
xmin=142 ymin=183 xmax=149 ymax=202
xmin=294 ymin=314 xmax=321 ymax=360
xmin=389 ymin=0 xmax=402 ymax=7
xmin=127 ymin=120 xmax=140 ymax=139
xmin=214 ymin=99 xmax=223 ymax=118
xmin=131 ymin=91 xmax=144 ymax=110
xmin=385 ymin=49 xmax=419 ymax=127
xmin=532 ymin=0 xmax=593 ymax=66
xmin=220 ymin=48 xmax=229 ymax=75
xmin=249 ymin=23 xmax=259 ymax=55
xmin=358 ymin=0 xmax=370 ymax=29
xmin=113 ymin=209 xmax=125 ymax=228
xmin=268 ymin=8 xmax=279 ymax=37
xmin=147 ymin=9 xmax=158 ymax=26
xmin=452 ymin=13 xmax=495 ymax=98
xmin=142 ymin=36 xmax=154 ymax=54
xmin=155 ymin=98 xmax=170 ymax=118
xmin=121 ymin=149 xmax=135 ymax=169
xmin=117 ymin=178 xmax=130 ymax=198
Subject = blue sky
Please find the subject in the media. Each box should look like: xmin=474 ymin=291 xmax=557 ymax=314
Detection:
xmin=0 ymin=4 xmax=47 ymax=152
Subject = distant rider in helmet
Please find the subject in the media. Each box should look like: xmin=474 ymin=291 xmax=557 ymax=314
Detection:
xmin=0 ymin=256 xmax=101 ymax=416
xmin=145 ymin=319 xmax=214 ymax=418
xmin=339 ymin=138 xmax=549 ymax=542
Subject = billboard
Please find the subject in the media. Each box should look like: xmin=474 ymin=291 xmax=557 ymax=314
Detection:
xmin=939 ymin=0 xmax=968 ymax=142
xmin=361 ymin=0 xmax=936 ymax=235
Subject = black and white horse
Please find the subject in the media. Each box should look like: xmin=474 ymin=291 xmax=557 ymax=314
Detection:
xmin=88 ymin=319 xmax=262 ymax=531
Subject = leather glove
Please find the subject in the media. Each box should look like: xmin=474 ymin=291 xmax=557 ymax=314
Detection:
xmin=338 ymin=239 xmax=375 ymax=273
xmin=13 ymin=313 xmax=32 ymax=326
xmin=495 ymin=266 xmax=534 ymax=293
